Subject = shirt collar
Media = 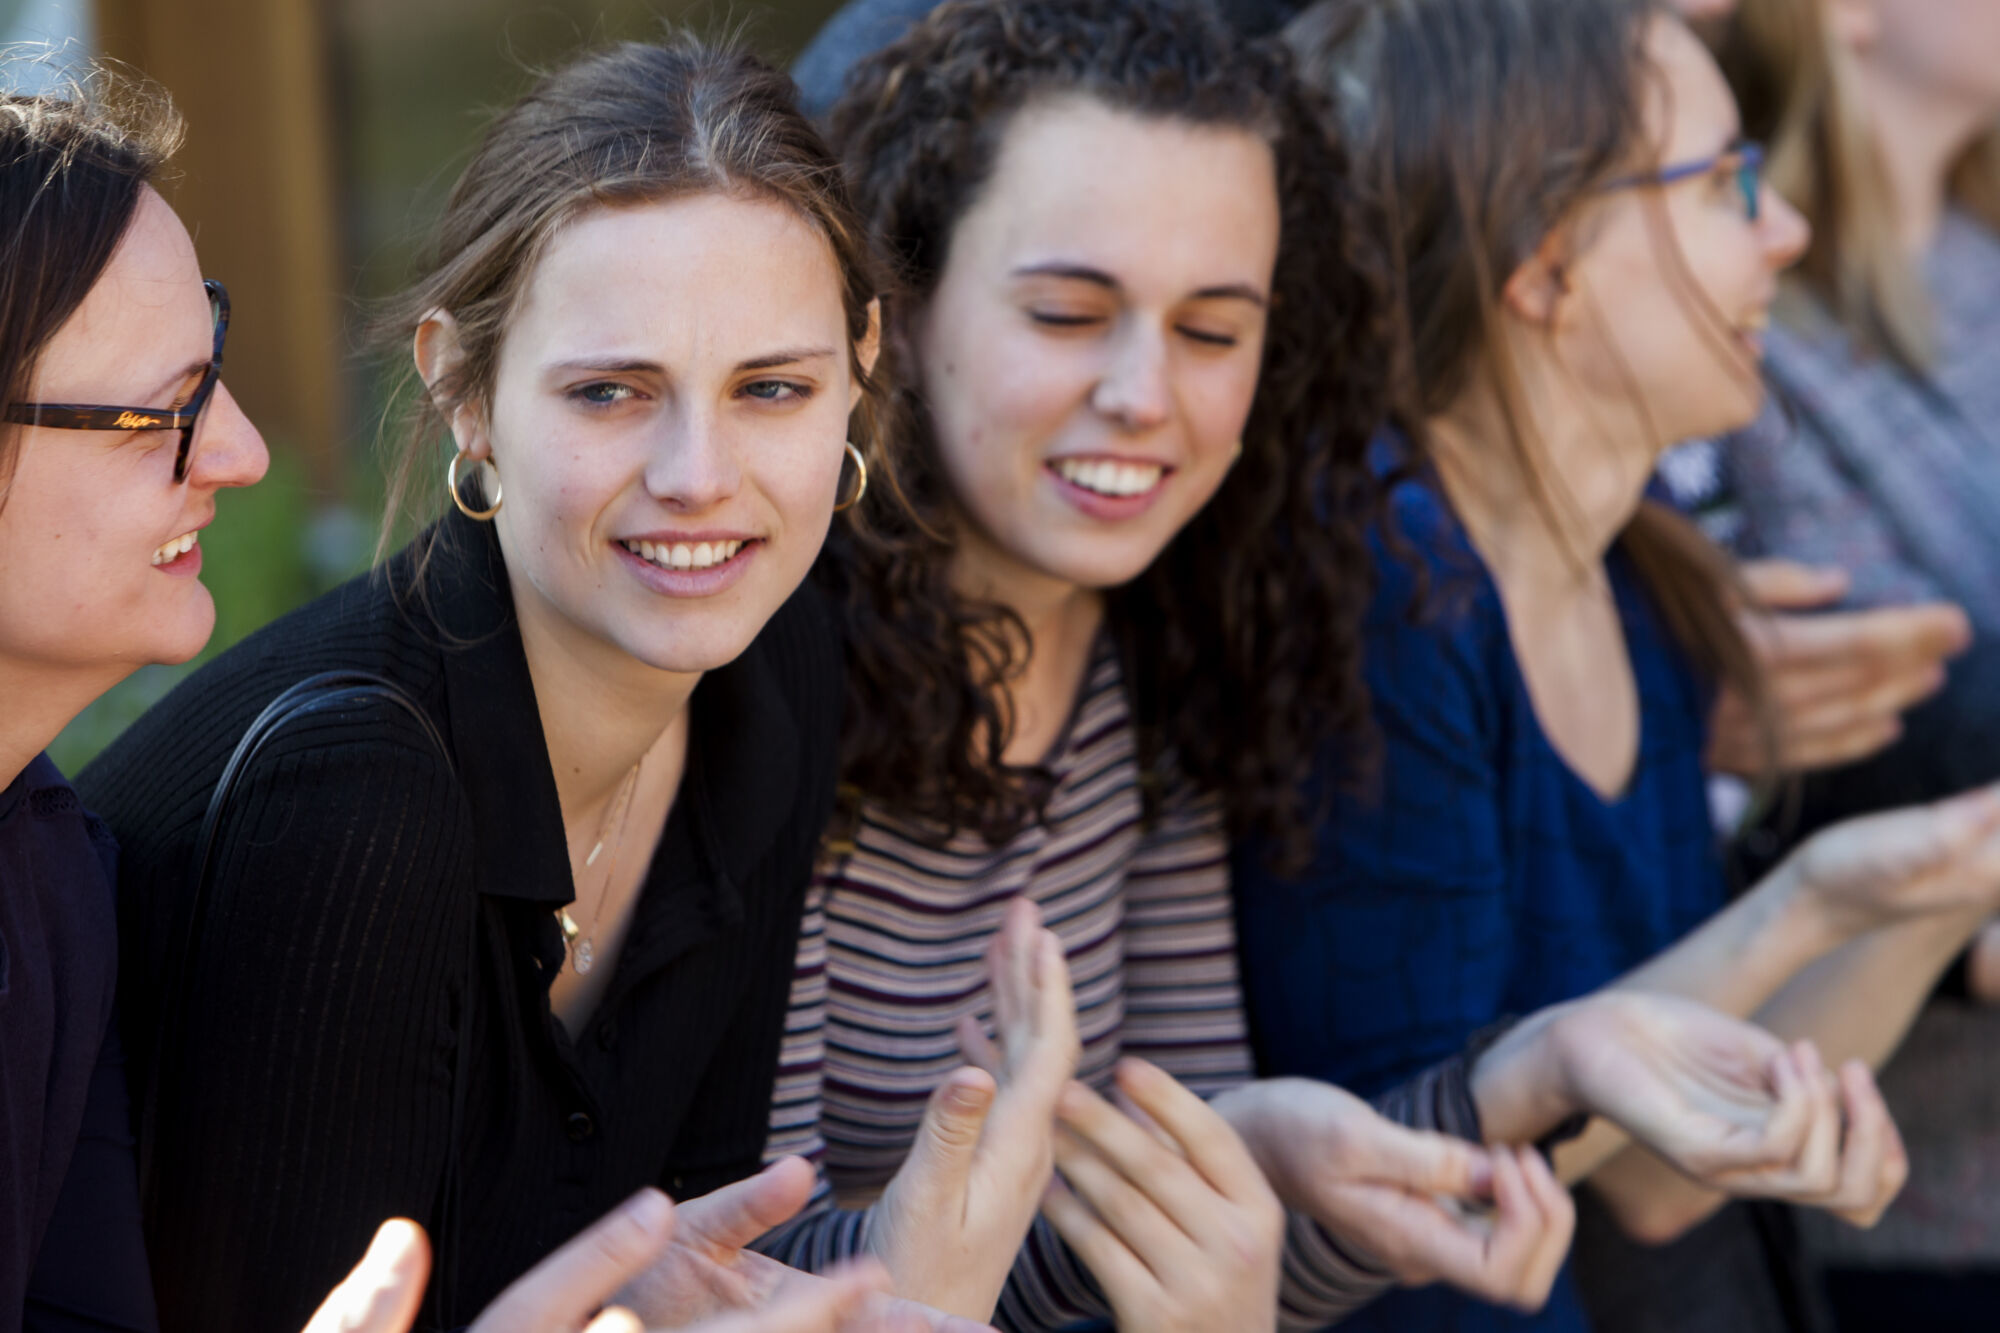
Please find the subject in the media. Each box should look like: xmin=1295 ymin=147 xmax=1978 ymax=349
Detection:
xmin=424 ymin=511 xmax=804 ymax=907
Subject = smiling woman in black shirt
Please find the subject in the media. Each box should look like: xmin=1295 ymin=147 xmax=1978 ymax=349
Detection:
xmin=78 ymin=37 xmax=1049 ymax=1333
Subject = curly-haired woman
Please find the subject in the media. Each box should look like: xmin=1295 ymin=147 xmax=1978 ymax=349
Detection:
xmin=749 ymin=2 xmax=1920 ymax=1329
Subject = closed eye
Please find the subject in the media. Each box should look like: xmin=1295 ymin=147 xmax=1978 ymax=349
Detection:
xmin=1177 ymin=326 xmax=1240 ymax=348
xmin=1028 ymin=311 xmax=1105 ymax=329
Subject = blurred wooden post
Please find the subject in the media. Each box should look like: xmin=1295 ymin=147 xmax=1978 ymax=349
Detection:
xmin=95 ymin=0 xmax=346 ymax=499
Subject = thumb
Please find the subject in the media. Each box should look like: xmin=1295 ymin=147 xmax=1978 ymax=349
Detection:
xmin=895 ymin=1066 xmax=997 ymax=1212
xmin=1351 ymin=1120 xmax=1497 ymax=1201
xmin=676 ymin=1157 xmax=817 ymax=1253
xmin=1737 ymin=559 xmax=1849 ymax=611
xmin=304 ymin=1219 xmax=431 ymax=1333
xmin=473 ymin=1189 xmax=675 ymax=1333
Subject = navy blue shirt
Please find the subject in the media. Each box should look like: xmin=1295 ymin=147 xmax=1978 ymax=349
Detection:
xmin=0 ymin=754 xmax=155 ymax=1333
xmin=1233 ymin=476 xmax=1724 ymax=1332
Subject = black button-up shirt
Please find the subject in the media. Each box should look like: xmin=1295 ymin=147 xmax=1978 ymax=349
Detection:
xmin=82 ymin=513 xmax=842 ymax=1333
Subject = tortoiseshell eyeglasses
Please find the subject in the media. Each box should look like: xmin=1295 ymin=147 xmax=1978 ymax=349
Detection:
xmin=5 ymin=279 xmax=230 ymax=484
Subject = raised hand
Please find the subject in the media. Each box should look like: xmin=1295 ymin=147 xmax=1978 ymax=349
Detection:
xmin=1707 ymin=560 xmax=1967 ymax=777
xmin=305 ymin=1189 xmax=673 ymax=1333
xmin=866 ymin=895 xmax=1080 ymax=1318
xmin=612 ymin=1160 xmax=995 ymax=1332
xmin=1041 ymin=1059 xmax=1286 ymax=1332
xmin=1478 ymin=991 xmax=1905 ymax=1222
xmin=1211 ymin=1077 xmax=1572 ymax=1313
xmin=1778 ymin=784 xmax=2000 ymax=936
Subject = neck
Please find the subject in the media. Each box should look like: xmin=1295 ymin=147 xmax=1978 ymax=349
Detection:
xmin=1857 ymin=62 xmax=1992 ymax=254
xmin=0 ymin=657 xmax=132 ymax=789
xmin=1427 ymin=364 xmax=1649 ymax=596
xmin=949 ymin=524 xmax=1103 ymax=658
xmin=948 ymin=520 xmax=1105 ymax=766
xmin=511 ymin=590 xmax=700 ymax=828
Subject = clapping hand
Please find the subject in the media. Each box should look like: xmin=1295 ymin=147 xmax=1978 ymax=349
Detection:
xmin=865 ymin=896 xmax=1081 ymax=1318
xmin=1491 ymin=992 xmax=1907 ymax=1226
xmin=1708 ymin=561 xmax=1967 ymax=777
xmin=1211 ymin=1077 xmax=1573 ymax=1313
xmin=1780 ymin=784 xmax=2000 ymax=938
xmin=306 ymin=1189 xmax=935 ymax=1333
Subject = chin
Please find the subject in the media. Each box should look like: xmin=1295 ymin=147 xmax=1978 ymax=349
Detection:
xmin=1033 ymin=541 xmax=1174 ymax=594
xmin=617 ymin=623 xmax=764 ymax=676
xmin=151 ymin=600 xmax=218 ymax=666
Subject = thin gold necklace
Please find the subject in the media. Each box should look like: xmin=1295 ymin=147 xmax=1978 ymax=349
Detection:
xmin=557 ymin=758 xmax=642 ymax=976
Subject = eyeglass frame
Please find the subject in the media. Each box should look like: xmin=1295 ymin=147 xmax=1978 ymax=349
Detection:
xmin=3 ymin=278 xmax=231 ymax=484
xmin=1600 ymin=141 xmax=1766 ymax=222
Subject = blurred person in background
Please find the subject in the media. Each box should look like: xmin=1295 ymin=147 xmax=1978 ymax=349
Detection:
xmin=1703 ymin=0 xmax=2000 ymax=1326
xmin=1241 ymin=2 xmax=2000 ymax=1332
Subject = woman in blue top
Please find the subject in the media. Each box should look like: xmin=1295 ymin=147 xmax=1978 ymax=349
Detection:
xmin=1240 ymin=2 xmax=2000 ymax=1331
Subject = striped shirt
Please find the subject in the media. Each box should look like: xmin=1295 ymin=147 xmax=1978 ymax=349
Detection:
xmin=756 ymin=640 xmax=1481 ymax=1329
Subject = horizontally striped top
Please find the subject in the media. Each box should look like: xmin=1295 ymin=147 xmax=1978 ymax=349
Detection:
xmin=755 ymin=639 xmax=1481 ymax=1329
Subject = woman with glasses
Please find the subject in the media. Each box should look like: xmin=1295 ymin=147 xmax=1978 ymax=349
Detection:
xmin=1236 ymin=1 xmax=2000 ymax=1330
xmin=0 ymin=68 xmax=263 ymax=1333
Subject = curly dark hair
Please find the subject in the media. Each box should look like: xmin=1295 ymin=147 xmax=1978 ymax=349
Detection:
xmin=817 ymin=0 xmax=1395 ymax=862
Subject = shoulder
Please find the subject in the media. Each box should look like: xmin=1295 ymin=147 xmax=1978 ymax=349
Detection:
xmin=1363 ymin=476 xmax=1505 ymax=701
xmin=78 ymin=557 xmax=454 ymax=877
xmin=742 ymin=576 xmax=845 ymax=748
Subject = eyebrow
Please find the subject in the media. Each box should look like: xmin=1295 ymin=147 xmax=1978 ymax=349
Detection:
xmin=545 ymin=347 xmax=838 ymax=377
xmin=1010 ymin=261 xmax=1268 ymax=308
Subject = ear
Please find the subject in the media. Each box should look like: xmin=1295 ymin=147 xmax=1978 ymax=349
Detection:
xmin=848 ymin=296 xmax=883 ymax=413
xmin=1825 ymin=0 xmax=1879 ymax=52
xmin=412 ymin=309 xmax=489 ymax=461
xmin=1500 ymin=230 xmax=1573 ymax=330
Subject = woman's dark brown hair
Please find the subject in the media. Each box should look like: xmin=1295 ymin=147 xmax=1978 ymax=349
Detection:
xmin=372 ymin=35 xmax=893 ymax=570
xmin=1287 ymin=0 xmax=1771 ymax=744
xmin=820 ymin=0 xmax=1394 ymax=858
xmin=0 ymin=61 xmax=182 ymax=509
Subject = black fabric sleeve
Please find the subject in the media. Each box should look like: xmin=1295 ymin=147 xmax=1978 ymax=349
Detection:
xmin=23 ymin=1013 xmax=157 ymax=1333
xmin=132 ymin=720 xmax=473 ymax=1333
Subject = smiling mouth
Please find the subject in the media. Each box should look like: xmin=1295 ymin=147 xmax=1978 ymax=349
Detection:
xmin=1050 ymin=458 xmax=1168 ymax=498
xmin=619 ymin=537 xmax=754 ymax=572
xmin=152 ymin=530 xmax=199 ymax=565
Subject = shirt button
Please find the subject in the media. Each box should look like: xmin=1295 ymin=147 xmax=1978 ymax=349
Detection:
xmin=565 ymin=1111 xmax=596 ymax=1143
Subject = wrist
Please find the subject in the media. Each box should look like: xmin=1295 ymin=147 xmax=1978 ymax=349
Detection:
xmin=1469 ymin=1004 xmax=1586 ymax=1144
xmin=1761 ymin=855 xmax=1857 ymax=963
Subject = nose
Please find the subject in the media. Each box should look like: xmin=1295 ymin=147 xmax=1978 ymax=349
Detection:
xmin=642 ymin=406 xmax=742 ymax=511
xmin=1090 ymin=323 xmax=1173 ymax=430
xmin=185 ymin=383 xmax=270 ymax=492
xmin=1759 ymin=188 xmax=1811 ymax=272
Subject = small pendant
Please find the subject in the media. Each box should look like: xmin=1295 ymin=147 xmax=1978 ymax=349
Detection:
xmin=574 ymin=938 xmax=595 ymax=975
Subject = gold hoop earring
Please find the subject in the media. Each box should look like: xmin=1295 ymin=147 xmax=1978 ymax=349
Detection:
xmin=833 ymin=440 xmax=868 ymax=513
xmin=447 ymin=448 xmax=502 ymax=521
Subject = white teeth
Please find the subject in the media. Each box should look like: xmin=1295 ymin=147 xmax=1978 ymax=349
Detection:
xmin=1054 ymin=458 xmax=1165 ymax=498
xmin=622 ymin=538 xmax=745 ymax=572
xmin=151 ymin=530 xmax=199 ymax=566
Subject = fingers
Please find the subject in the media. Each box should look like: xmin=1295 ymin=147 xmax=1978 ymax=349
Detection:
xmin=473 ymin=1189 xmax=677 ymax=1333
xmin=1057 ymin=1071 xmax=1249 ymax=1244
xmin=1750 ymin=601 xmax=1969 ymax=672
xmin=304 ymin=1219 xmax=431 ymax=1333
xmin=677 ymin=1157 xmax=819 ymax=1253
xmin=986 ymin=899 xmax=1079 ymax=1102
xmin=681 ymin=1262 xmax=893 ymax=1333
xmin=1827 ymin=1062 xmax=1908 ymax=1229
xmin=955 ymin=1015 xmax=1003 ymax=1080
xmin=1109 ymin=1059 xmax=1271 ymax=1211
xmin=1736 ymin=559 xmax=1849 ymax=611
xmin=1050 ymin=1123 xmax=1202 ymax=1282
xmin=895 ymin=1067 xmax=999 ymax=1215
xmin=1039 ymin=1174 xmax=1160 ymax=1304
xmin=1476 ymin=1147 xmax=1573 ymax=1312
